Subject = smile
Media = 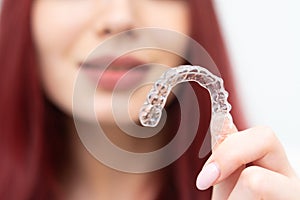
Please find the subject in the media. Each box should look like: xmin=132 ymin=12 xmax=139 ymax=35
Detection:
xmin=80 ymin=55 xmax=150 ymax=91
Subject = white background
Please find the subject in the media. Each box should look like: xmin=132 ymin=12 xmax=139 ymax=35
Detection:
xmin=1 ymin=0 xmax=299 ymax=172
xmin=215 ymin=0 xmax=300 ymax=173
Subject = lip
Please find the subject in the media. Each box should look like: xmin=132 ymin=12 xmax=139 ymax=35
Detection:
xmin=79 ymin=55 xmax=149 ymax=91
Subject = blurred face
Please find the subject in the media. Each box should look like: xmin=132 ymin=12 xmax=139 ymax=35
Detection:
xmin=32 ymin=0 xmax=191 ymax=125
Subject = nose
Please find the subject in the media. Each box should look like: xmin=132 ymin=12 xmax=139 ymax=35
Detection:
xmin=95 ymin=1 xmax=135 ymax=36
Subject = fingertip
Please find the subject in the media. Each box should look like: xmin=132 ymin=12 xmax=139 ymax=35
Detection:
xmin=196 ymin=162 xmax=220 ymax=190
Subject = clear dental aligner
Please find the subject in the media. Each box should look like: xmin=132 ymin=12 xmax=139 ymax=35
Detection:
xmin=139 ymin=65 xmax=233 ymax=143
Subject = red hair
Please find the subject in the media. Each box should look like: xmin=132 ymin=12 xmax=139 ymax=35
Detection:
xmin=0 ymin=0 xmax=246 ymax=199
xmin=0 ymin=0 xmax=69 ymax=199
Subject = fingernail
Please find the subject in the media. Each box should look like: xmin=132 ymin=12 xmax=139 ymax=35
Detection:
xmin=196 ymin=162 xmax=220 ymax=190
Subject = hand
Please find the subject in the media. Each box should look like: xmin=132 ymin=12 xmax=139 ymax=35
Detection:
xmin=196 ymin=123 xmax=300 ymax=199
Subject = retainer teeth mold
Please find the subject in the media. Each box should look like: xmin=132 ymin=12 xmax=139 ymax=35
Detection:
xmin=139 ymin=65 xmax=233 ymax=144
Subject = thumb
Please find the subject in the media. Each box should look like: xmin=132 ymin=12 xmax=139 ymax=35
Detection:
xmin=198 ymin=113 xmax=237 ymax=159
xmin=210 ymin=113 xmax=238 ymax=149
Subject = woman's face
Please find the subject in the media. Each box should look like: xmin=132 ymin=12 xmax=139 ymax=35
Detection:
xmin=32 ymin=0 xmax=190 ymax=124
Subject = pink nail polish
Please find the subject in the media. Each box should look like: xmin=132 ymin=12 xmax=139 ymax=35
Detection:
xmin=196 ymin=162 xmax=220 ymax=190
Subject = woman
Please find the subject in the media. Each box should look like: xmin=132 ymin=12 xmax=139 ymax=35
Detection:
xmin=0 ymin=0 xmax=299 ymax=199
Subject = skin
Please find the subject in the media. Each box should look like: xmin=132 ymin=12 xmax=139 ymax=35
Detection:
xmin=32 ymin=0 xmax=190 ymax=199
xmin=31 ymin=0 xmax=190 ymax=124
xmin=31 ymin=0 xmax=300 ymax=199
xmin=205 ymin=123 xmax=300 ymax=199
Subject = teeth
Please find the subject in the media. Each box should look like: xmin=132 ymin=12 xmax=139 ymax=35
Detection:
xmin=112 ymin=66 xmax=123 ymax=71
xmin=82 ymin=63 xmax=127 ymax=71
xmin=83 ymin=63 xmax=96 ymax=68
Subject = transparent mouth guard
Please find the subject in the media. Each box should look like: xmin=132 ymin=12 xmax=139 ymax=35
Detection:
xmin=139 ymin=65 xmax=234 ymax=148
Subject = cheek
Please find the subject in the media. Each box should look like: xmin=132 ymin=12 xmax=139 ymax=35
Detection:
xmin=31 ymin=1 xmax=93 ymax=60
xmin=136 ymin=2 xmax=191 ymax=66
xmin=137 ymin=2 xmax=191 ymax=35
xmin=30 ymin=1 xmax=94 ymax=115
